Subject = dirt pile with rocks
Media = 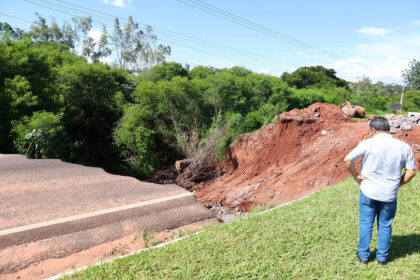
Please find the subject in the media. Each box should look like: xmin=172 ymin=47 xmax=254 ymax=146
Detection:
xmin=194 ymin=103 xmax=420 ymax=213
xmin=386 ymin=114 xmax=420 ymax=133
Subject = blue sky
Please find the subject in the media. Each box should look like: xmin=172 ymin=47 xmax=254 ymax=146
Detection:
xmin=1 ymin=0 xmax=419 ymax=83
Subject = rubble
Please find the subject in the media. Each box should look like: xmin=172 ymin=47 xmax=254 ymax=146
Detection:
xmin=175 ymin=159 xmax=191 ymax=174
xmin=224 ymin=183 xmax=261 ymax=207
xmin=385 ymin=114 xmax=420 ymax=133
xmin=341 ymin=100 xmax=366 ymax=118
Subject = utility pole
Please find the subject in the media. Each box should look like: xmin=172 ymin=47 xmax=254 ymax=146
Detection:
xmin=399 ymin=84 xmax=405 ymax=114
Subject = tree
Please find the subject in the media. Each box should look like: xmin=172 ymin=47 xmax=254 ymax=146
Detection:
xmin=150 ymin=62 xmax=188 ymax=81
xmin=57 ymin=61 xmax=128 ymax=167
xmin=153 ymin=44 xmax=171 ymax=67
xmin=113 ymin=104 xmax=159 ymax=177
xmin=0 ymin=22 xmax=25 ymax=40
xmin=0 ymin=38 xmax=80 ymax=152
xmin=81 ymin=25 xmax=112 ymax=63
xmin=110 ymin=17 xmax=170 ymax=70
xmin=283 ymin=65 xmax=348 ymax=89
xmin=27 ymin=14 xmax=112 ymax=62
xmin=189 ymin=65 xmax=217 ymax=79
xmin=402 ymin=59 xmax=420 ymax=90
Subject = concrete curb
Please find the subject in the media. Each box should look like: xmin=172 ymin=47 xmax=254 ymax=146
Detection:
xmin=45 ymin=232 xmax=202 ymax=280
xmin=45 ymin=194 xmax=310 ymax=280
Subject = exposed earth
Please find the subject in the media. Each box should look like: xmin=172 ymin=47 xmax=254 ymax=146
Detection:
xmin=194 ymin=103 xmax=420 ymax=214
xmin=1 ymin=103 xmax=419 ymax=279
xmin=1 ymin=219 xmax=217 ymax=280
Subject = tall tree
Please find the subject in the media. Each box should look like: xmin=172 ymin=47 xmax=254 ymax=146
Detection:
xmin=0 ymin=22 xmax=25 ymax=40
xmin=110 ymin=16 xmax=144 ymax=70
xmin=27 ymin=14 xmax=111 ymax=62
xmin=81 ymin=25 xmax=112 ymax=63
xmin=110 ymin=17 xmax=170 ymax=70
xmin=402 ymin=59 xmax=420 ymax=90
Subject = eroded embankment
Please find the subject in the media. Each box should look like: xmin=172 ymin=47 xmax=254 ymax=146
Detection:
xmin=194 ymin=103 xmax=420 ymax=213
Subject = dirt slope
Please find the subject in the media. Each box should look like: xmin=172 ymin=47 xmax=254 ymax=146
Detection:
xmin=195 ymin=103 xmax=420 ymax=211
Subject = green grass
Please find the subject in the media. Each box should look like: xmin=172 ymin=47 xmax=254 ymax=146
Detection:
xmin=63 ymin=175 xmax=419 ymax=280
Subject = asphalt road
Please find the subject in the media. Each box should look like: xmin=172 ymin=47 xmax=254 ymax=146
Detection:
xmin=0 ymin=154 xmax=214 ymax=273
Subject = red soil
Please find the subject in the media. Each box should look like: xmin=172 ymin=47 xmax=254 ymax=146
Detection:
xmin=195 ymin=103 xmax=420 ymax=211
xmin=1 ymin=219 xmax=217 ymax=280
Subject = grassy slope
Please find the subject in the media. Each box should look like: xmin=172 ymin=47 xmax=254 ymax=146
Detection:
xmin=65 ymin=175 xmax=419 ymax=280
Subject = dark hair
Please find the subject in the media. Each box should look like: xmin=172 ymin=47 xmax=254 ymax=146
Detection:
xmin=369 ymin=116 xmax=390 ymax=131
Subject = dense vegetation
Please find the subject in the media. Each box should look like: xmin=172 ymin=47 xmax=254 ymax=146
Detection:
xmin=1 ymin=19 xmax=419 ymax=178
xmin=62 ymin=175 xmax=419 ymax=279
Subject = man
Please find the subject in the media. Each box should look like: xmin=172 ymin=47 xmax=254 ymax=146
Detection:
xmin=344 ymin=116 xmax=417 ymax=265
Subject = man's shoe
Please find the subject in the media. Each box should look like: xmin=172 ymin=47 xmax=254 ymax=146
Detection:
xmin=356 ymin=251 xmax=368 ymax=264
xmin=377 ymin=259 xmax=388 ymax=265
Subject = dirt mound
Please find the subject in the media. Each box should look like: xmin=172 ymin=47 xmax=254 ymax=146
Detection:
xmin=395 ymin=125 xmax=420 ymax=168
xmin=195 ymin=103 xmax=419 ymax=212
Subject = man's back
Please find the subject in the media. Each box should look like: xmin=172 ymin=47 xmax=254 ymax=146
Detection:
xmin=346 ymin=134 xmax=416 ymax=202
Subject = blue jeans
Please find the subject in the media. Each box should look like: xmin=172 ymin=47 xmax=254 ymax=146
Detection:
xmin=357 ymin=191 xmax=397 ymax=262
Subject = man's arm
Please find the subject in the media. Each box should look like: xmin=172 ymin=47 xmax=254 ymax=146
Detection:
xmin=344 ymin=157 xmax=363 ymax=185
xmin=400 ymin=169 xmax=416 ymax=186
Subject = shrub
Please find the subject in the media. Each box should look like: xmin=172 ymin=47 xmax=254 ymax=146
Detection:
xmin=11 ymin=111 xmax=67 ymax=158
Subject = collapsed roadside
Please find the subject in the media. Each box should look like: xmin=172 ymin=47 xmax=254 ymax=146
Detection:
xmin=178 ymin=103 xmax=420 ymax=220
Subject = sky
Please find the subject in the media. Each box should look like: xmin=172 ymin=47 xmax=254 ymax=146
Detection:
xmin=1 ymin=0 xmax=419 ymax=84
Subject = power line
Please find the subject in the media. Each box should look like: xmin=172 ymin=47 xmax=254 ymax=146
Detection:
xmin=179 ymin=0 xmax=335 ymax=55
xmin=0 ymin=12 xmax=201 ymax=69
xmin=177 ymin=0 xmax=341 ymax=59
xmin=21 ymin=0 xmax=292 ymax=70
xmin=149 ymin=30 xmax=289 ymax=67
xmin=44 ymin=0 xmax=292 ymax=67
xmin=54 ymin=0 xmax=124 ymax=21
xmin=5 ymin=4 xmax=289 ymax=71
xmin=0 ymin=12 xmax=35 ymax=24
xmin=156 ymin=37 xmax=286 ymax=70
xmin=0 ymin=11 xmax=284 ymax=72
xmin=177 ymin=0 xmax=320 ymax=53
xmin=187 ymin=0 xmax=316 ymax=48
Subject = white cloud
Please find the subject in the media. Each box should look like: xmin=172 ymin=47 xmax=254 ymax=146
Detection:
xmin=88 ymin=29 xmax=103 ymax=42
xmin=331 ymin=56 xmax=408 ymax=83
xmin=100 ymin=56 xmax=114 ymax=65
xmin=101 ymin=0 xmax=131 ymax=8
xmin=357 ymin=27 xmax=390 ymax=36
xmin=257 ymin=68 xmax=272 ymax=75
xmin=328 ymin=32 xmax=420 ymax=83
xmin=409 ymin=20 xmax=420 ymax=26
xmin=71 ymin=28 xmax=114 ymax=64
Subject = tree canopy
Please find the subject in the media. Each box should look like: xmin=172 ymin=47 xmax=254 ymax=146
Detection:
xmin=0 ymin=18 xmax=416 ymax=179
xmin=402 ymin=59 xmax=420 ymax=90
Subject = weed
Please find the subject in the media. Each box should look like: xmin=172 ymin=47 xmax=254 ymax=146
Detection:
xmin=185 ymin=228 xmax=194 ymax=236
xmin=249 ymin=204 xmax=265 ymax=214
xmin=175 ymin=229 xmax=186 ymax=239
xmin=139 ymin=231 xmax=159 ymax=248
xmin=110 ymin=244 xmax=128 ymax=256
xmin=266 ymin=200 xmax=275 ymax=209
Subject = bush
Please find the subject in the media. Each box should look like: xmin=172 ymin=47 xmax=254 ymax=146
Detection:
xmin=113 ymin=104 xmax=159 ymax=178
xmin=11 ymin=111 xmax=67 ymax=158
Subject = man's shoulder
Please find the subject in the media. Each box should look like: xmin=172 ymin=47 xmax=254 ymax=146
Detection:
xmin=358 ymin=137 xmax=374 ymax=146
xmin=389 ymin=137 xmax=411 ymax=149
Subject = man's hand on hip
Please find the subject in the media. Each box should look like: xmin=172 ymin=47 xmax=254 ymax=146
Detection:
xmin=344 ymin=157 xmax=365 ymax=186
